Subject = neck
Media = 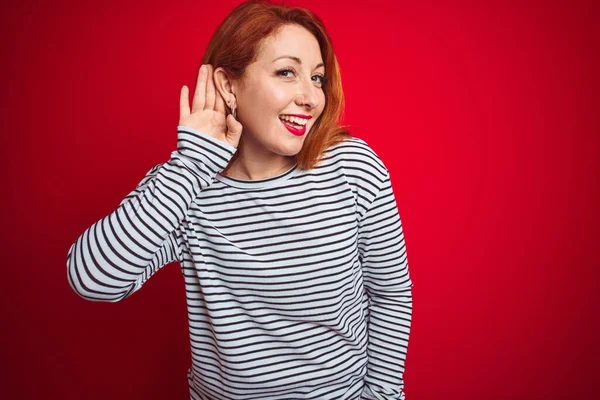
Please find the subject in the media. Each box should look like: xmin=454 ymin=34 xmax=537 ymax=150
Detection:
xmin=223 ymin=154 xmax=296 ymax=180
xmin=220 ymin=135 xmax=296 ymax=181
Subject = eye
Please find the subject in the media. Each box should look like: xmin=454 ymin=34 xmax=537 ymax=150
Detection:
xmin=276 ymin=68 xmax=328 ymax=87
xmin=277 ymin=68 xmax=295 ymax=79
xmin=312 ymin=74 xmax=328 ymax=85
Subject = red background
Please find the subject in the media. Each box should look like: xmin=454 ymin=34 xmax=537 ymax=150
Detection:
xmin=2 ymin=0 xmax=598 ymax=399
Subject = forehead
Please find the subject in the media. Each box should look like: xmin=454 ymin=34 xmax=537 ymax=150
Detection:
xmin=256 ymin=24 xmax=323 ymax=66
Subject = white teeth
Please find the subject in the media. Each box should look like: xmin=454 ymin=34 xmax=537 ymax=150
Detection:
xmin=279 ymin=115 xmax=308 ymax=126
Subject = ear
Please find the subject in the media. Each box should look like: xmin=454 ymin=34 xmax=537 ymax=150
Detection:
xmin=213 ymin=67 xmax=237 ymax=109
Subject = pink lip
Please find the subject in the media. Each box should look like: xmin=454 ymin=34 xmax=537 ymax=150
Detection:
xmin=280 ymin=118 xmax=306 ymax=136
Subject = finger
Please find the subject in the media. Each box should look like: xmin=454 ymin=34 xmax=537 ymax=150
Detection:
xmin=179 ymin=85 xmax=190 ymax=119
xmin=191 ymin=64 xmax=207 ymax=113
xmin=205 ymin=64 xmax=216 ymax=110
xmin=225 ymin=114 xmax=243 ymax=148
xmin=226 ymin=113 xmax=243 ymax=138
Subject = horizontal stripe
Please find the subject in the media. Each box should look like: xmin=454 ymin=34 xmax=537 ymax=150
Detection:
xmin=66 ymin=126 xmax=413 ymax=399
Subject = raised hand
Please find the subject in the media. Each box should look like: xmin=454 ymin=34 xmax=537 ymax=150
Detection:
xmin=179 ymin=64 xmax=243 ymax=148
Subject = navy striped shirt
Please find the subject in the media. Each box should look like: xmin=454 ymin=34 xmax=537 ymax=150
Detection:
xmin=67 ymin=126 xmax=414 ymax=399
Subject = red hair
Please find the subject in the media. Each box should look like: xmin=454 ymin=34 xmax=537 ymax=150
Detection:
xmin=201 ymin=0 xmax=351 ymax=172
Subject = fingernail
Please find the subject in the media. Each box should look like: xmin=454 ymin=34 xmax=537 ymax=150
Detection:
xmin=201 ymin=64 xmax=206 ymax=72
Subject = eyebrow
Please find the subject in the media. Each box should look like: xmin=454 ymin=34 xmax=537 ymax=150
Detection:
xmin=272 ymin=55 xmax=324 ymax=69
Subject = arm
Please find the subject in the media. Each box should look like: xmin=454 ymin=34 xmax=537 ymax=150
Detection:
xmin=66 ymin=126 xmax=237 ymax=302
xmin=358 ymin=171 xmax=414 ymax=400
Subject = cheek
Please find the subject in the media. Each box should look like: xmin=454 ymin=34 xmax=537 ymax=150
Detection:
xmin=314 ymin=93 xmax=326 ymax=118
xmin=269 ymin=87 xmax=292 ymax=111
xmin=249 ymin=84 xmax=289 ymax=115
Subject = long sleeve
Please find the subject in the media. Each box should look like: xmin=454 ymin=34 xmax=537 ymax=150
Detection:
xmin=66 ymin=126 xmax=237 ymax=302
xmin=358 ymin=171 xmax=414 ymax=400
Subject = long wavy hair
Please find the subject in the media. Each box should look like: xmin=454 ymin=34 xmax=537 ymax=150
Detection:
xmin=201 ymin=0 xmax=351 ymax=172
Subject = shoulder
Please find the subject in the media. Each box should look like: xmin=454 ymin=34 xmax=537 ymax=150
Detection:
xmin=323 ymin=136 xmax=390 ymax=214
xmin=324 ymin=135 xmax=389 ymax=185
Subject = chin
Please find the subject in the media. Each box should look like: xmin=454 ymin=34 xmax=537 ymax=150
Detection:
xmin=272 ymin=138 xmax=304 ymax=156
xmin=276 ymin=144 xmax=302 ymax=157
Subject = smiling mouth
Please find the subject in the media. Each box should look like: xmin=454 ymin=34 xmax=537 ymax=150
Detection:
xmin=279 ymin=118 xmax=307 ymax=136
xmin=280 ymin=119 xmax=303 ymax=128
xmin=278 ymin=115 xmax=309 ymax=128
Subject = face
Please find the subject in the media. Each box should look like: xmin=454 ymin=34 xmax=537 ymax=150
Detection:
xmin=221 ymin=24 xmax=327 ymax=158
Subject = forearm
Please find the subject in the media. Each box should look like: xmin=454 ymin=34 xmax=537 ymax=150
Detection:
xmin=66 ymin=126 xmax=236 ymax=302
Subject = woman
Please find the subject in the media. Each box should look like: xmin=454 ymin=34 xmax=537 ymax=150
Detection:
xmin=66 ymin=1 xmax=414 ymax=399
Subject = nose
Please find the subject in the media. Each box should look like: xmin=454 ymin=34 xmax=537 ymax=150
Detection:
xmin=294 ymin=76 xmax=320 ymax=110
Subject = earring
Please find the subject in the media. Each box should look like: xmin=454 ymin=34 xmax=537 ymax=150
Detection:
xmin=227 ymin=99 xmax=237 ymax=120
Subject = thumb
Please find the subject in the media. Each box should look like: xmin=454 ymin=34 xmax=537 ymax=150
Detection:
xmin=226 ymin=114 xmax=243 ymax=148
